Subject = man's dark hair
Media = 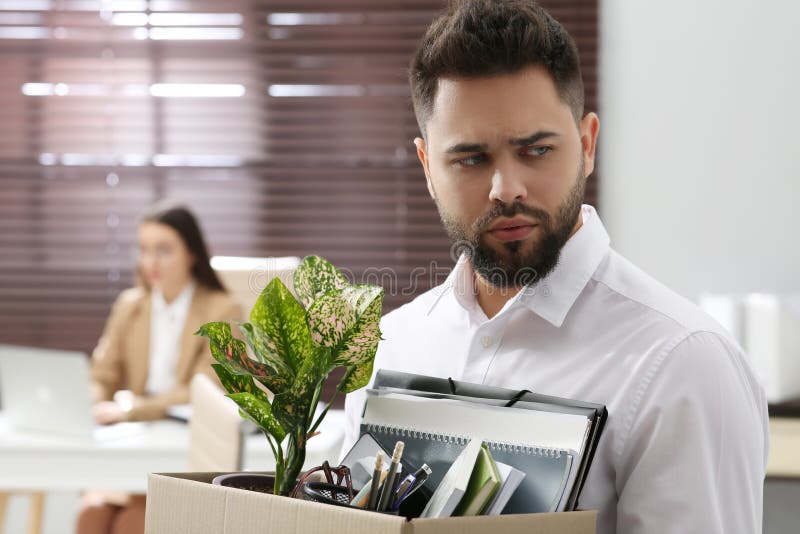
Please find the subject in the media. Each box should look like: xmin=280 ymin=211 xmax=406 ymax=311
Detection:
xmin=409 ymin=0 xmax=584 ymax=137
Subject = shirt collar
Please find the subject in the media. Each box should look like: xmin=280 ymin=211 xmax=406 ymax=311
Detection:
xmin=152 ymin=280 xmax=196 ymax=315
xmin=427 ymin=205 xmax=610 ymax=327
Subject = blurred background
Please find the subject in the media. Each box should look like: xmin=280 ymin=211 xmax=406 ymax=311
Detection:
xmin=0 ymin=0 xmax=798 ymax=532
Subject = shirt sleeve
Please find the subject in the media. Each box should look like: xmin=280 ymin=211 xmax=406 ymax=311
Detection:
xmin=615 ymin=331 xmax=768 ymax=534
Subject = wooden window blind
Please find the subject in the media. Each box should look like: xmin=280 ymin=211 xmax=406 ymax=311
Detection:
xmin=0 ymin=0 xmax=598 ymax=365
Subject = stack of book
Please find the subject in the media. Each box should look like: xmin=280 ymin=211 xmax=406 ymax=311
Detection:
xmin=421 ymin=439 xmax=526 ymax=517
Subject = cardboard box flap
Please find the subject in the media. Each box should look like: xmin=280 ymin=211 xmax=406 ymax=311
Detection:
xmin=224 ymin=480 xmax=407 ymax=534
xmin=407 ymin=511 xmax=597 ymax=534
xmin=146 ymin=472 xmax=597 ymax=534
xmin=147 ymin=473 xmax=407 ymax=534
xmin=146 ymin=474 xmax=229 ymax=533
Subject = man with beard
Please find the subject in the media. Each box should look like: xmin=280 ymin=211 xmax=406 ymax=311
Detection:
xmin=342 ymin=1 xmax=767 ymax=532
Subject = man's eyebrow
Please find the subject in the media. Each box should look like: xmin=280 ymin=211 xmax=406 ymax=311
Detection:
xmin=444 ymin=131 xmax=559 ymax=154
xmin=445 ymin=142 xmax=488 ymax=154
xmin=511 ymin=131 xmax=559 ymax=146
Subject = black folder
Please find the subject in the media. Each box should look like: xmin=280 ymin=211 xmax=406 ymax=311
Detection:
xmin=367 ymin=370 xmax=607 ymax=512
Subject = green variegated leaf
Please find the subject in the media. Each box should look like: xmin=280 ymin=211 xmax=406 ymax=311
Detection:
xmin=196 ymin=321 xmax=237 ymax=356
xmin=227 ymin=392 xmax=286 ymax=442
xmin=249 ymin=278 xmax=313 ymax=373
xmin=196 ymin=322 xmax=279 ymax=384
xmin=235 ymin=321 xmax=276 ymax=364
xmin=341 ymin=284 xmax=384 ymax=315
xmin=211 ymin=363 xmax=271 ymax=404
xmin=237 ymin=322 xmax=292 ymax=394
xmin=272 ymin=350 xmax=328 ymax=433
xmin=331 ymin=289 xmax=383 ymax=393
xmin=329 ymin=288 xmax=383 ymax=366
xmin=306 ymin=292 xmax=356 ymax=348
xmin=306 ymin=285 xmax=382 ymax=393
xmin=337 ymin=353 xmax=376 ymax=393
xmin=293 ymin=255 xmax=348 ymax=310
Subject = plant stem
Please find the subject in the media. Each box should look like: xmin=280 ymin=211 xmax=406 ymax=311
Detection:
xmin=308 ymin=390 xmax=339 ymax=435
xmin=263 ymin=430 xmax=279 ymax=465
xmin=307 ymin=381 xmax=323 ymax=429
xmin=273 ymin=434 xmax=286 ymax=496
xmin=286 ymin=433 xmax=296 ymax=469
xmin=281 ymin=430 xmax=306 ymax=496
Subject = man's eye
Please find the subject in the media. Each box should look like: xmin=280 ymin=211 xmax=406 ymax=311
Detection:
xmin=456 ymin=154 xmax=486 ymax=167
xmin=525 ymin=146 xmax=551 ymax=157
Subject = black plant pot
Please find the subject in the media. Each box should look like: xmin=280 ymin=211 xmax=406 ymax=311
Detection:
xmin=211 ymin=473 xmax=279 ymax=494
xmin=211 ymin=472 xmax=426 ymax=517
xmin=211 ymin=474 xmax=397 ymax=513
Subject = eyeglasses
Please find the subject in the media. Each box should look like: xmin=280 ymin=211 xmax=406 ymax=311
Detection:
xmin=291 ymin=461 xmax=352 ymax=501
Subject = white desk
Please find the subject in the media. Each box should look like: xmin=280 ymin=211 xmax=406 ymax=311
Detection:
xmin=0 ymin=410 xmax=345 ymax=493
xmin=6 ymin=411 xmax=793 ymax=491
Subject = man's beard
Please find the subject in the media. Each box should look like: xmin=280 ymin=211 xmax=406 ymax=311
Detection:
xmin=438 ymin=163 xmax=585 ymax=289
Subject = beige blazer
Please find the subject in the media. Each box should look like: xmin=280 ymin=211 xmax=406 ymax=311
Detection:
xmin=90 ymin=284 xmax=242 ymax=421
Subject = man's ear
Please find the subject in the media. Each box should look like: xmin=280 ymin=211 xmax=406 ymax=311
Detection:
xmin=579 ymin=112 xmax=600 ymax=177
xmin=414 ymin=137 xmax=437 ymax=200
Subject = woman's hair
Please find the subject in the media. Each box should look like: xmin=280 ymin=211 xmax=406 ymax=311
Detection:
xmin=139 ymin=201 xmax=226 ymax=292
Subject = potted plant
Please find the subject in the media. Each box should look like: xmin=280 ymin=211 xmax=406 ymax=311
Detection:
xmin=196 ymin=255 xmax=384 ymax=496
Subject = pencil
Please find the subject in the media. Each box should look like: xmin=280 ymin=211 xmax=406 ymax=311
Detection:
xmin=353 ymin=469 xmax=388 ymax=508
xmin=367 ymin=451 xmax=384 ymax=510
xmin=377 ymin=441 xmax=404 ymax=512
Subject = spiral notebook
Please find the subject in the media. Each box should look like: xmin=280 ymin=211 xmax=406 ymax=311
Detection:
xmin=359 ymin=371 xmax=607 ymax=513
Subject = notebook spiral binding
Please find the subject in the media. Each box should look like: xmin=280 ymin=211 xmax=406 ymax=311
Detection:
xmin=363 ymin=422 xmax=563 ymax=458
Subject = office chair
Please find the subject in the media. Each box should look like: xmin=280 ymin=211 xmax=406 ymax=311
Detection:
xmin=188 ymin=373 xmax=243 ymax=472
xmin=210 ymin=256 xmax=300 ymax=317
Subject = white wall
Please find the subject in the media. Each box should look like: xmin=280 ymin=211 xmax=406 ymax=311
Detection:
xmin=599 ymin=0 xmax=800 ymax=300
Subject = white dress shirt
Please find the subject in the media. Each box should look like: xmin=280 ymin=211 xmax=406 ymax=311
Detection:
xmin=343 ymin=205 xmax=768 ymax=534
xmin=145 ymin=281 xmax=195 ymax=395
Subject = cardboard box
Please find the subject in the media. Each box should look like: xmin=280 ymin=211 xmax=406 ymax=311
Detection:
xmin=145 ymin=472 xmax=596 ymax=534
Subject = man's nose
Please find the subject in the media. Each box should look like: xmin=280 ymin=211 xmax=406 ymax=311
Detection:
xmin=488 ymin=162 xmax=527 ymax=204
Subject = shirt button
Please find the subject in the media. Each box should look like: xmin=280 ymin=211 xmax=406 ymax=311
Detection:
xmin=480 ymin=336 xmax=494 ymax=348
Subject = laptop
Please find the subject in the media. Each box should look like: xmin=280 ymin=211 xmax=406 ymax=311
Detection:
xmin=0 ymin=344 xmax=142 ymax=440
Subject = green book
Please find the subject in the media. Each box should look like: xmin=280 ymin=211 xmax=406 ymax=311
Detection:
xmin=453 ymin=442 xmax=501 ymax=516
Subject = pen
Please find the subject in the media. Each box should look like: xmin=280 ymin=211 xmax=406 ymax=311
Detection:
xmin=403 ymin=464 xmax=432 ymax=500
xmin=412 ymin=463 xmax=431 ymax=486
xmin=377 ymin=441 xmax=404 ymax=512
xmin=367 ymin=451 xmax=384 ymax=510
xmin=390 ymin=473 xmax=416 ymax=511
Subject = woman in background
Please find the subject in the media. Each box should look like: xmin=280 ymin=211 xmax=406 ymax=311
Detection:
xmin=77 ymin=202 xmax=242 ymax=534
